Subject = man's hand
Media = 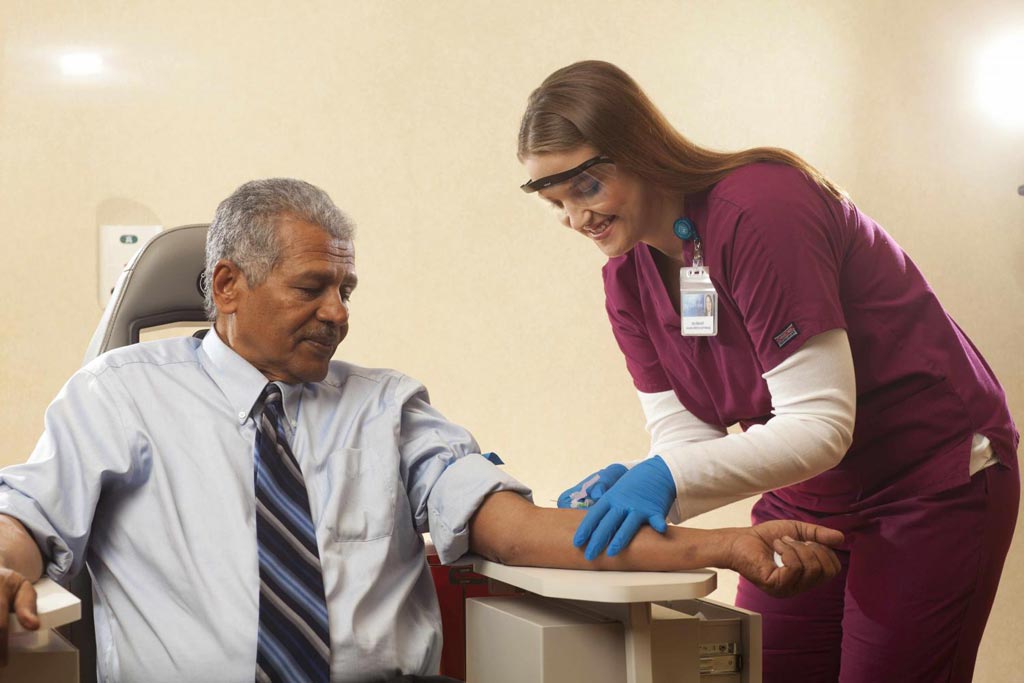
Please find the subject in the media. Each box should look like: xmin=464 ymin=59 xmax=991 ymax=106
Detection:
xmin=0 ymin=567 xmax=39 ymax=666
xmin=725 ymin=520 xmax=844 ymax=598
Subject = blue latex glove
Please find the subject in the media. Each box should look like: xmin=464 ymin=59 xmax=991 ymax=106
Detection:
xmin=573 ymin=455 xmax=676 ymax=561
xmin=557 ymin=463 xmax=628 ymax=509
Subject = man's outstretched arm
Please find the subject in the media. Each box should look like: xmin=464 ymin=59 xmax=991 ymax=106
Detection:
xmin=468 ymin=491 xmax=843 ymax=599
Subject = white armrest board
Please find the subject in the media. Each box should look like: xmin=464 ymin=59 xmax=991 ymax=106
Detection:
xmin=9 ymin=578 xmax=82 ymax=633
xmin=466 ymin=555 xmax=716 ymax=603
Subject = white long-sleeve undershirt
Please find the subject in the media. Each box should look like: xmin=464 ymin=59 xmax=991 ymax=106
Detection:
xmin=639 ymin=328 xmax=997 ymax=522
xmin=642 ymin=329 xmax=856 ymax=522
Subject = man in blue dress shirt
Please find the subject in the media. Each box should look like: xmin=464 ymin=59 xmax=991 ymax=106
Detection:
xmin=0 ymin=178 xmax=843 ymax=682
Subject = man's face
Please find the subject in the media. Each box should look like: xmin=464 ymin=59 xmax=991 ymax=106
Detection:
xmin=214 ymin=217 xmax=357 ymax=384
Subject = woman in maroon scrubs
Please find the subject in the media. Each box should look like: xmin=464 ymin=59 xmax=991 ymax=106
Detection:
xmin=518 ymin=60 xmax=1019 ymax=683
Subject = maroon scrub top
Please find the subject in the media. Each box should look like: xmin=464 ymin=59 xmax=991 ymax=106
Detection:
xmin=604 ymin=163 xmax=1018 ymax=513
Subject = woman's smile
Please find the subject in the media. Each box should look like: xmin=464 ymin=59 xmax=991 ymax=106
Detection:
xmin=584 ymin=215 xmax=616 ymax=240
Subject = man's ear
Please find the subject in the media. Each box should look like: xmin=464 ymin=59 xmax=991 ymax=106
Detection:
xmin=211 ymin=259 xmax=247 ymax=314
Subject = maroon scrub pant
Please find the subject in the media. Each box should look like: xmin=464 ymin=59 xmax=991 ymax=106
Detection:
xmin=736 ymin=463 xmax=1019 ymax=683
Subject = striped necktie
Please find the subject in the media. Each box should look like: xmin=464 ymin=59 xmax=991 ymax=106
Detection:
xmin=254 ymin=383 xmax=331 ymax=683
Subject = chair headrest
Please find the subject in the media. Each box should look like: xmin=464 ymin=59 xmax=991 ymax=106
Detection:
xmin=84 ymin=224 xmax=209 ymax=363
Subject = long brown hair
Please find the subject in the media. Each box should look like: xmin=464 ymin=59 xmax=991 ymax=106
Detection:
xmin=518 ymin=60 xmax=845 ymax=201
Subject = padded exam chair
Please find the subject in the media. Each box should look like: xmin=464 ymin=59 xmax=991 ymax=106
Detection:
xmin=63 ymin=223 xmax=210 ymax=683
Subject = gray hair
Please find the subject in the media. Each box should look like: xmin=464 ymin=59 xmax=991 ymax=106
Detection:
xmin=204 ymin=178 xmax=355 ymax=319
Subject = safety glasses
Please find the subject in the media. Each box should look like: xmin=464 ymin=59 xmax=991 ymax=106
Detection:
xmin=520 ymin=155 xmax=614 ymax=193
xmin=521 ymin=155 xmax=618 ymax=226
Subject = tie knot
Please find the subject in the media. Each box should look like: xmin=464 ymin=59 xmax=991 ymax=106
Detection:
xmin=260 ymin=383 xmax=283 ymax=407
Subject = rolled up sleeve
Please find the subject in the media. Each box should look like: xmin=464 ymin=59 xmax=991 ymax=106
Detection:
xmin=395 ymin=376 xmax=531 ymax=564
xmin=0 ymin=367 xmax=134 ymax=581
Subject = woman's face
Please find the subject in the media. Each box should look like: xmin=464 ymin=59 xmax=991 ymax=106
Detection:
xmin=522 ymin=147 xmax=657 ymax=258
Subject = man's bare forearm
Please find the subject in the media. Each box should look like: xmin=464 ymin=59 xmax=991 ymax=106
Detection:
xmin=0 ymin=515 xmax=43 ymax=581
xmin=469 ymin=491 xmax=733 ymax=572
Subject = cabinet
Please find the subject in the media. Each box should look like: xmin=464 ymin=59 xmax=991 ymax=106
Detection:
xmin=464 ymin=558 xmax=761 ymax=683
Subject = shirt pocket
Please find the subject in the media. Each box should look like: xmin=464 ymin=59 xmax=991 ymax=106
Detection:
xmin=319 ymin=447 xmax=397 ymax=543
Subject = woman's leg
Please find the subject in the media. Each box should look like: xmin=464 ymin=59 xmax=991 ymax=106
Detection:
xmin=839 ymin=464 xmax=1019 ymax=683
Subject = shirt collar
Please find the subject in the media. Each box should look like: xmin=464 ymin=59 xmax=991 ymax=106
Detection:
xmin=198 ymin=328 xmax=302 ymax=426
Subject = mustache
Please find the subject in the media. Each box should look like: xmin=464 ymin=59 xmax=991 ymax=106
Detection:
xmin=303 ymin=326 xmax=343 ymax=346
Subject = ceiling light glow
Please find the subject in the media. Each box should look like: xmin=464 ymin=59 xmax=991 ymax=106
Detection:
xmin=975 ymin=31 xmax=1024 ymax=130
xmin=59 ymin=52 xmax=104 ymax=77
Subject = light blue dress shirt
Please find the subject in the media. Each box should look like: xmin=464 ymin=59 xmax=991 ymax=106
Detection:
xmin=0 ymin=330 xmax=530 ymax=682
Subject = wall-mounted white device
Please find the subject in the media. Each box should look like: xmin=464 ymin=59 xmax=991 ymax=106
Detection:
xmin=98 ymin=224 xmax=162 ymax=307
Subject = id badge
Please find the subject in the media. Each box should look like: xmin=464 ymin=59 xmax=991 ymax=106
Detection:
xmin=680 ymin=266 xmax=718 ymax=336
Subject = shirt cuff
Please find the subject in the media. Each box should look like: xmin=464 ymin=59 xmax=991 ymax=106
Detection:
xmin=0 ymin=487 xmax=74 ymax=581
xmin=426 ymin=454 xmax=532 ymax=564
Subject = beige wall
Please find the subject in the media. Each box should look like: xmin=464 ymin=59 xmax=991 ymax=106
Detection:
xmin=1 ymin=1 xmax=1021 ymax=679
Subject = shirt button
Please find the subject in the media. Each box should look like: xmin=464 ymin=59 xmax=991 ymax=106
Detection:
xmin=238 ymin=411 xmax=247 ymax=420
